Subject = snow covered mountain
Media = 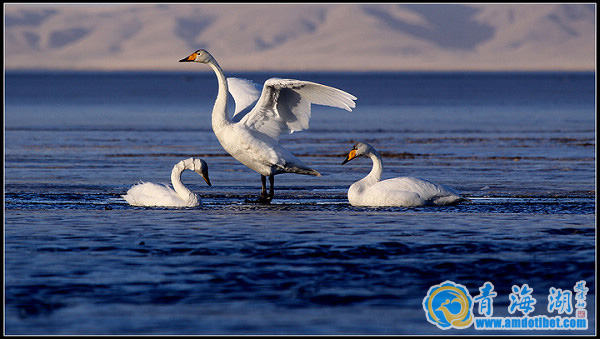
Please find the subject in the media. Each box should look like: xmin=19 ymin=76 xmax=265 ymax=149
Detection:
xmin=4 ymin=3 xmax=596 ymax=71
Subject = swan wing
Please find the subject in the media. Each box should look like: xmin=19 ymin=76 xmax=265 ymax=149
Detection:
xmin=238 ymin=78 xmax=356 ymax=140
xmin=349 ymin=181 xmax=425 ymax=207
xmin=378 ymin=177 xmax=444 ymax=195
xmin=377 ymin=177 xmax=462 ymax=204
xmin=123 ymin=182 xmax=188 ymax=207
xmin=226 ymin=77 xmax=261 ymax=120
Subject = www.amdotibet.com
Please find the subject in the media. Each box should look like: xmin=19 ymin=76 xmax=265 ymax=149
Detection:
xmin=474 ymin=315 xmax=587 ymax=330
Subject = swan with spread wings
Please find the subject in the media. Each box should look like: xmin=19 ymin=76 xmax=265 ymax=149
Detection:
xmin=180 ymin=49 xmax=357 ymax=203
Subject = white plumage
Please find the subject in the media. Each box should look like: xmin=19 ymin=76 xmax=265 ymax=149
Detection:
xmin=122 ymin=158 xmax=211 ymax=207
xmin=180 ymin=49 xmax=357 ymax=203
xmin=342 ymin=142 xmax=466 ymax=207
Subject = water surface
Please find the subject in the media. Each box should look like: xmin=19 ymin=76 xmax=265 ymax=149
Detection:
xmin=4 ymin=71 xmax=596 ymax=334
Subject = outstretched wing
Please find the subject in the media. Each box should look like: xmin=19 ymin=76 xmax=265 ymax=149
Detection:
xmin=226 ymin=77 xmax=262 ymax=121
xmin=238 ymin=78 xmax=356 ymax=140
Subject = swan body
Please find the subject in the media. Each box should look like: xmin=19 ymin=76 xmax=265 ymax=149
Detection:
xmin=342 ymin=142 xmax=466 ymax=207
xmin=123 ymin=157 xmax=211 ymax=207
xmin=180 ymin=49 xmax=357 ymax=203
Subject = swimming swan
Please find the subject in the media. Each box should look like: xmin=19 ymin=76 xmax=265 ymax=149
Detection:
xmin=179 ymin=49 xmax=357 ymax=203
xmin=342 ymin=142 xmax=466 ymax=207
xmin=123 ymin=157 xmax=211 ymax=207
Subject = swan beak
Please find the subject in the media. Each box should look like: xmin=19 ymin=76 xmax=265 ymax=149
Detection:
xmin=196 ymin=166 xmax=212 ymax=186
xmin=200 ymin=169 xmax=212 ymax=187
xmin=342 ymin=149 xmax=357 ymax=165
xmin=179 ymin=52 xmax=197 ymax=62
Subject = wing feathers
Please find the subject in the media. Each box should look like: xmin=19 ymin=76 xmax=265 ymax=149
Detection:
xmin=239 ymin=78 xmax=356 ymax=140
xmin=227 ymin=77 xmax=261 ymax=119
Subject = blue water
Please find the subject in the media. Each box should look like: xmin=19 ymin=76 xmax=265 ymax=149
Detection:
xmin=4 ymin=71 xmax=596 ymax=335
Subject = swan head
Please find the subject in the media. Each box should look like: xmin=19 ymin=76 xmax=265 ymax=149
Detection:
xmin=178 ymin=157 xmax=212 ymax=186
xmin=192 ymin=158 xmax=212 ymax=186
xmin=342 ymin=142 xmax=374 ymax=165
xmin=179 ymin=49 xmax=216 ymax=64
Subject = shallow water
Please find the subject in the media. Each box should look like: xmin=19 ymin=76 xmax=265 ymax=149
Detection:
xmin=4 ymin=71 xmax=596 ymax=334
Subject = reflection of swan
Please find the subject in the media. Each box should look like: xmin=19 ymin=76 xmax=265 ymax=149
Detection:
xmin=342 ymin=142 xmax=466 ymax=207
xmin=180 ymin=49 xmax=356 ymax=203
xmin=123 ymin=158 xmax=211 ymax=207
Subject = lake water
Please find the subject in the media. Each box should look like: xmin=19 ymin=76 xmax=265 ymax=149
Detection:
xmin=4 ymin=71 xmax=596 ymax=335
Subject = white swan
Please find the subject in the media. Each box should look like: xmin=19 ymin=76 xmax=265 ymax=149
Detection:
xmin=122 ymin=157 xmax=211 ymax=207
xmin=342 ymin=142 xmax=466 ymax=207
xmin=179 ymin=49 xmax=357 ymax=203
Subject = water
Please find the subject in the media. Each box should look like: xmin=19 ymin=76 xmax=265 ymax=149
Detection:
xmin=4 ymin=71 xmax=596 ymax=335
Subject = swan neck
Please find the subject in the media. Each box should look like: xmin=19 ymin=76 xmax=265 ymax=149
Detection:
xmin=171 ymin=162 xmax=194 ymax=201
xmin=366 ymin=150 xmax=383 ymax=184
xmin=207 ymin=61 xmax=230 ymax=130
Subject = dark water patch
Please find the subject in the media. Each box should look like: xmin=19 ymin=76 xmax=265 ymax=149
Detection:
xmin=37 ymin=245 xmax=120 ymax=253
xmin=14 ymin=298 xmax=67 ymax=318
xmin=541 ymin=227 xmax=596 ymax=236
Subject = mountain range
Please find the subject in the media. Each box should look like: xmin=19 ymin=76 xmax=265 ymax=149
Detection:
xmin=4 ymin=3 xmax=596 ymax=71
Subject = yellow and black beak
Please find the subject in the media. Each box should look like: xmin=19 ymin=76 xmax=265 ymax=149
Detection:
xmin=342 ymin=148 xmax=357 ymax=165
xmin=179 ymin=52 xmax=197 ymax=62
xmin=201 ymin=167 xmax=212 ymax=187
xmin=202 ymin=174 xmax=212 ymax=187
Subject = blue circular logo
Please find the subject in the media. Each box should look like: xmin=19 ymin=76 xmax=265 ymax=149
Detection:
xmin=423 ymin=281 xmax=474 ymax=329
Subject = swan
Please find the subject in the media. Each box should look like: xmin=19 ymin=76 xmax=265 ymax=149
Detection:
xmin=122 ymin=157 xmax=211 ymax=207
xmin=341 ymin=142 xmax=466 ymax=207
xmin=179 ymin=49 xmax=357 ymax=203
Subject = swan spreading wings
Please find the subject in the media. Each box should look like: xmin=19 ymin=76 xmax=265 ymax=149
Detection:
xmin=180 ymin=49 xmax=357 ymax=203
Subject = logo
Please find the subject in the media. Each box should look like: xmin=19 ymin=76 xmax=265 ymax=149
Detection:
xmin=423 ymin=280 xmax=474 ymax=329
xmin=423 ymin=280 xmax=589 ymax=331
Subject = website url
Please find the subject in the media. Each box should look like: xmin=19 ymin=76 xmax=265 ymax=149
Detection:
xmin=474 ymin=316 xmax=588 ymax=330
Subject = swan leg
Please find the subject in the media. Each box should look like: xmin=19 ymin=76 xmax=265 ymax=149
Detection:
xmin=257 ymin=175 xmax=273 ymax=204
xmin=268 ymin=174 xmax=275 ymax=201
xmin=260 ymin=175 xmax=268 ymax=199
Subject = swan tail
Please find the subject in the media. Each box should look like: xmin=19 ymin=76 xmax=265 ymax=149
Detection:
xmin=276 ymin=164 xmax=321 ymax=177
xmin=295 ymin=168 xmax=322 ymax=177
xmin=432 ymin=194 xmax=469 ymax=205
